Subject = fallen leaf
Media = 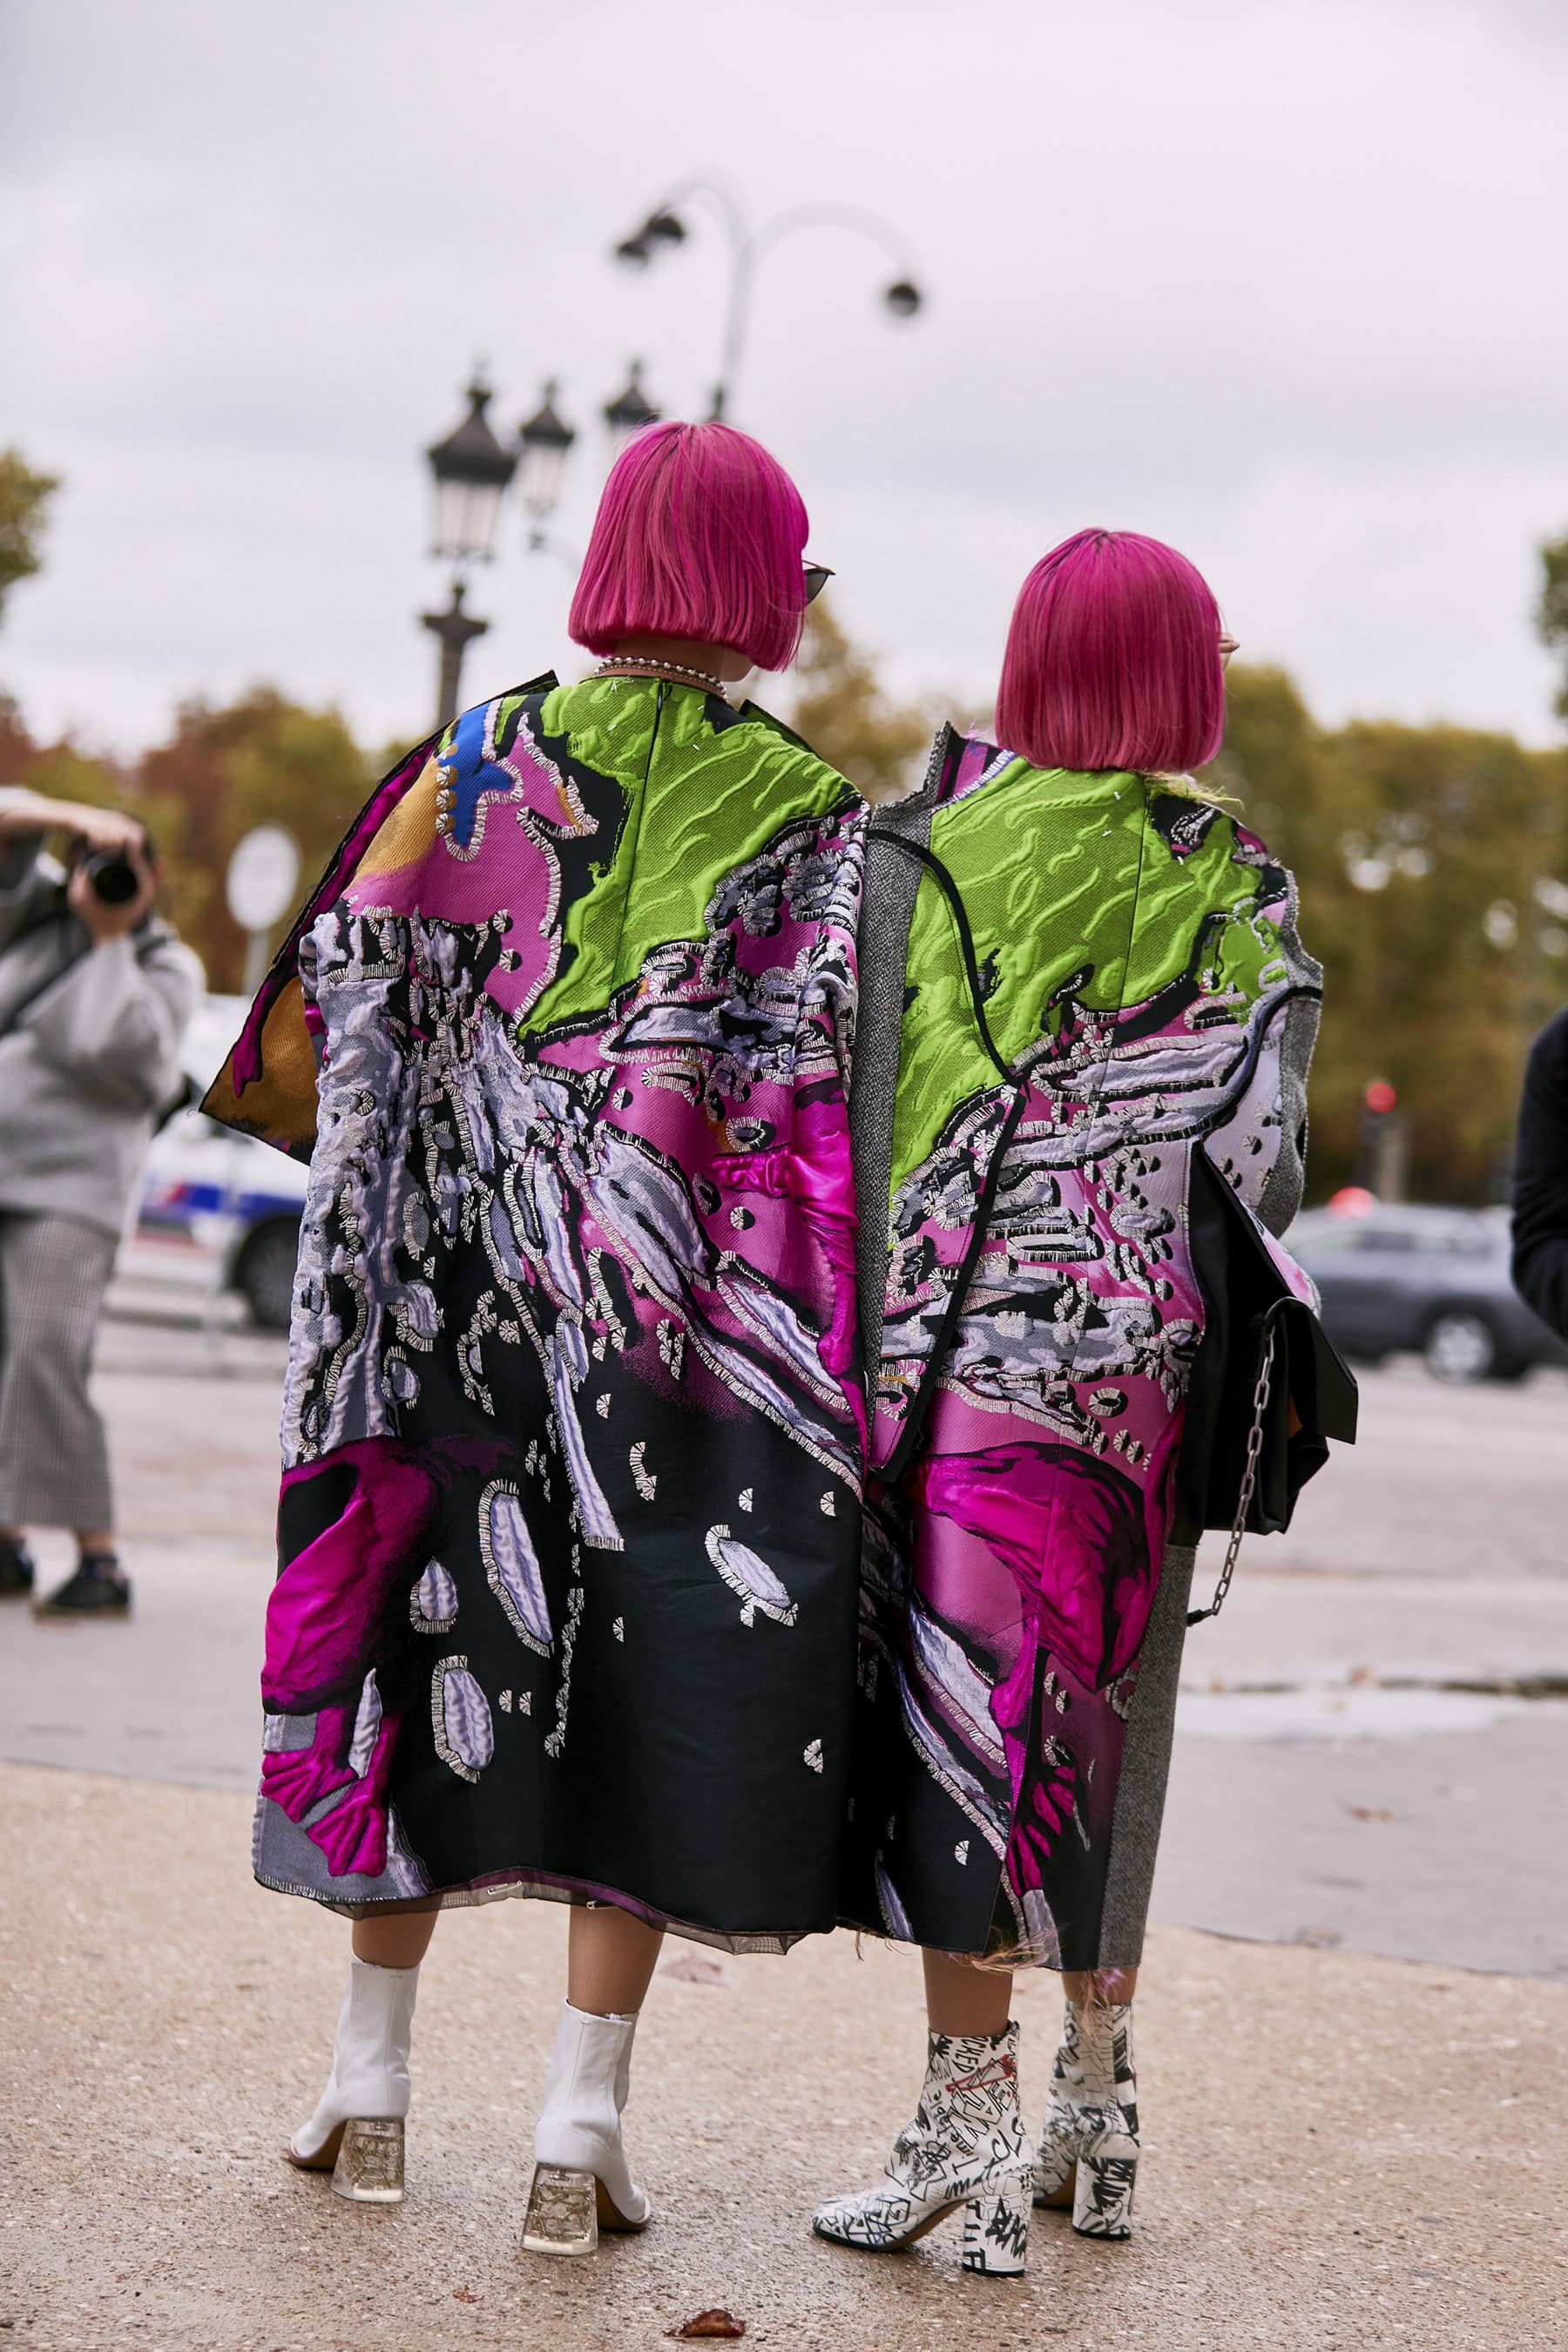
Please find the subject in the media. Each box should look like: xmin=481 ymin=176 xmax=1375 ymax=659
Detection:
xmin=453 ymin=2287 xmax=481 ymax=2304
xmin=670 ymin=2312 xmax=746 ymax=2340
xmin=661 ymin=1952 xmax=727 ymax=1986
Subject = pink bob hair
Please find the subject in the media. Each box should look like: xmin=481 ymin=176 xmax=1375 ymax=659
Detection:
xmin=994 ymin=529 xmax=1227 ymax=774
xmin=569 ymin=420 xmax=809 ymax=673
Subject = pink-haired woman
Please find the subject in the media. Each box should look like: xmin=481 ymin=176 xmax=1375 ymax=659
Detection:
xmin=206 ymin=422 xmax=863 ymax=2252
xmin=817 ymin=531 xmax=1328 ymax=2274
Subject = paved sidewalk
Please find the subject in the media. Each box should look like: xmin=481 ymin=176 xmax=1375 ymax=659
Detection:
xmin=3 ymin=1762 xmax=1565 ymax=2352
xmin=7 ymin=1340 xmax=1566 ymax=1975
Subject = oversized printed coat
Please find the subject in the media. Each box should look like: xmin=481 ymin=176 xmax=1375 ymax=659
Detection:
xmin=206 ymin=674 xmax=868 ymax=1949
xmin=841 ymin=729 xmax=1323 ymax=1972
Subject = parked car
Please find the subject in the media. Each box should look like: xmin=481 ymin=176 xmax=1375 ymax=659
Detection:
xmin=1288 ymin=1201 xmax=1568 ymax=1382
xmin=133 ymin=995 xmax=307 ymax=1328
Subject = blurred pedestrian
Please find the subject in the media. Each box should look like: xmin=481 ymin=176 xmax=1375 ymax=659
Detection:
xmin=817 ymin=530 xmax=1335 ymax=2268
xmin=0 ymin=788 xmax=202 ymax=1614
xmin=204 ymin=422 xmax=865 ymax=2252
xmin=1511 ymin=1006 xmax=1568 ymax=1339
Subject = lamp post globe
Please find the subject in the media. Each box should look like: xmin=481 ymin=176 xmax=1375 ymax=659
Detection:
xmin=422 ymin=372 xmax=518 ymax=729
xmin=602 ymin=361 xmax=660 ymax=456
xmin=425 ymin=373 xmax=518 ymax=566
xmin=517 ymin=380 xmax=578 ymax=551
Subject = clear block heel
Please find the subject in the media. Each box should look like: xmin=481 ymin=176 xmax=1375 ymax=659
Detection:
xmin=331 ymin=2117 xmax=405 ymax=2204
xmin=521 ymin=2163 xmax=600 ymax=2257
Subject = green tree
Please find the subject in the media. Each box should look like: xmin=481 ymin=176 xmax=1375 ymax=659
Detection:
xmin=137 ymin=689 xmax=373 ymax=990
xmin=0 ymin=693 xmax=125 ymax=810
xmin=1538 ymin=531 xmax=1568 ymax=726
xmin=791 ymin=601 xmax=947 ymax=804
xmin=0 ymin=449 xmax=61 ymax=623
xmin=1212 ymin=666 xmax=1568 ymax=1203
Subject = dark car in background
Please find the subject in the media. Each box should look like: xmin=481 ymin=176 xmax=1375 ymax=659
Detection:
xmin=1288 ymin=1203 xmax=1568 ymax=1382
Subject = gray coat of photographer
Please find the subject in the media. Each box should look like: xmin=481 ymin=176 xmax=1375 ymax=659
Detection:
xmin=0 ymin=786 xmax=203 ymax=1619
xmin=0 ymin=788 xmax=203 ymax=1233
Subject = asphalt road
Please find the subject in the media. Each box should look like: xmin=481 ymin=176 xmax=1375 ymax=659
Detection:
xmin=3 ymin=1303 xmax=1565 ymax=1977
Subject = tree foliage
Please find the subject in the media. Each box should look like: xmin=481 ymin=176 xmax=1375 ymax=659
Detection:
xmin=0 ymin=449 xmax=61 ymax=623
xmin=0 ymin=687 xmax=371 ymax=992
xmin=4 ymin=605 xmax=1567 ymax=1199
xmin=1538 ymin=531 xmax=1568 ymax=725
xmin=1212 ymin=668 xmax=1568 ymax=1203
xmin=136 ymin=690 xmax=371 ymax=990
xmin=791 ymin=601 xmax=949 ymax=804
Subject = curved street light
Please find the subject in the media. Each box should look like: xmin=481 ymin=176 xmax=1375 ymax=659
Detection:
xmin=612 ymin=178 xmax=925 ymax=422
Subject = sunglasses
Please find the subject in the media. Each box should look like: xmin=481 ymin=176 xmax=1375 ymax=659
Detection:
xmin=804 ymin=563 xmax=835 ymax=605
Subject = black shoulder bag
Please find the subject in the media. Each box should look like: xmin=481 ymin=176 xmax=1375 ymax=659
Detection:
xmin=1174 ymin=1152 xmax=1360 ymax=1625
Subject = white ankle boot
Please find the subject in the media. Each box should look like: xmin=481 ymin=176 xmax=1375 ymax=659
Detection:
xmin=1033 ymin=1996 xmax=1139 ymax=2237
xmin=286 ymin=1957 xmax=418 ymax=2203
xmin=814 ymin=2023 xmax=1031 ymax=2276
xmin=522 ymin=2002 xmax=653 ymax=2256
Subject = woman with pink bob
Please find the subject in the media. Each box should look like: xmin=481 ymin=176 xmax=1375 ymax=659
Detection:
xmin=206 ymin=422 xmax=864 ymax=2252
xmin=816 ymin=531 xmax=1329 ymax=2274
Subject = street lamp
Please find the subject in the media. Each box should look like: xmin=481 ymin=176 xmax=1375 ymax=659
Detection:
xmin=612 ymin=179 xmax=925 ymax=422
xmin=426 ymin=374 xmax=517 ymax=564
xmin=602 ymin=360 xmax=660 ymax=456
xmin=517 ymin=380 xmax=578 ymax=551
xmin=422 ymin=374 xmax=517 ymax=728
xmin=417 ymin=357 xmax=664 ymax=727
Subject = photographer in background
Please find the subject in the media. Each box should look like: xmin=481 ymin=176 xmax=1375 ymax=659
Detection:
xmin=0 ymin=787 xmax=202 ymax=1616
xmin=1512 ymin=1008 xmax=1568 ymax=1343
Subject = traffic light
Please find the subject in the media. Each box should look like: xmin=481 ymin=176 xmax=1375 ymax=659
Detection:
xmin=1357 ymin=1080 xmax=1404 ymax=1198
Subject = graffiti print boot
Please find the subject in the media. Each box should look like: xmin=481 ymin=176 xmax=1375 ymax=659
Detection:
xmin=522 ymin=2003 xmax=653 ymax=2256
xmin=285 ymin=1957 xmax=418 ymax=2202
xmin=813 ymin=2022 xmax=1031 ymax=2275
xmin=1033 ymin=1995 xmax=1139 ymax=2238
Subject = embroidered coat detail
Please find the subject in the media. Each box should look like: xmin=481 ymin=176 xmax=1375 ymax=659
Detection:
xmin=841 ymin=729 xmax=1321 ymax=1969
xmin=206 ymin=674 xmax=868 ymax=1948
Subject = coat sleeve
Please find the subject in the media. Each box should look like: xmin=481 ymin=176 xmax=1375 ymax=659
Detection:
xmin=1202 ymin=849 xmax=1323 ymax=1239
xmin=0 ymin=811 xmax=59 ymax=957
xmin=21 ymin=931 xmax=204 ymax=1112
xmin=1511 ymin=1010 xmax=1568 ymax=1341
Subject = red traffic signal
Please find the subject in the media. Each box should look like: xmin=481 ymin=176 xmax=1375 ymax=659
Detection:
xmin=1364 ymin=1080 xmax=1398 ymax=1116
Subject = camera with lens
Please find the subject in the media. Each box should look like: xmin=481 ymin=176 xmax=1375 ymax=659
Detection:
xmin=81 ymin=850 xmax=142 ymax=906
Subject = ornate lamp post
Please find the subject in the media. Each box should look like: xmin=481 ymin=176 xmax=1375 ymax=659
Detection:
xmin=422 ymin=375 xmax=517 ymax=727
xmin=612 ymin=179 xmax=925 ymax=422
xmin=601 ymin=361 xmax=661 ymax=456
xmin=418 ymin=360 xmax=663 ymax=725
xmin=516 ymin=380 xmax=578 ymax=552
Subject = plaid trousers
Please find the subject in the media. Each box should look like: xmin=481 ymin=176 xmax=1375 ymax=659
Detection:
xmin=0 ymin=1211 xmax=118 ymax=1532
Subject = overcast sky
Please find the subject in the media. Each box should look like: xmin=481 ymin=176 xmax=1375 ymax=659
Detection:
xmin=3 ymin=0 xmax=1566 ymax=760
